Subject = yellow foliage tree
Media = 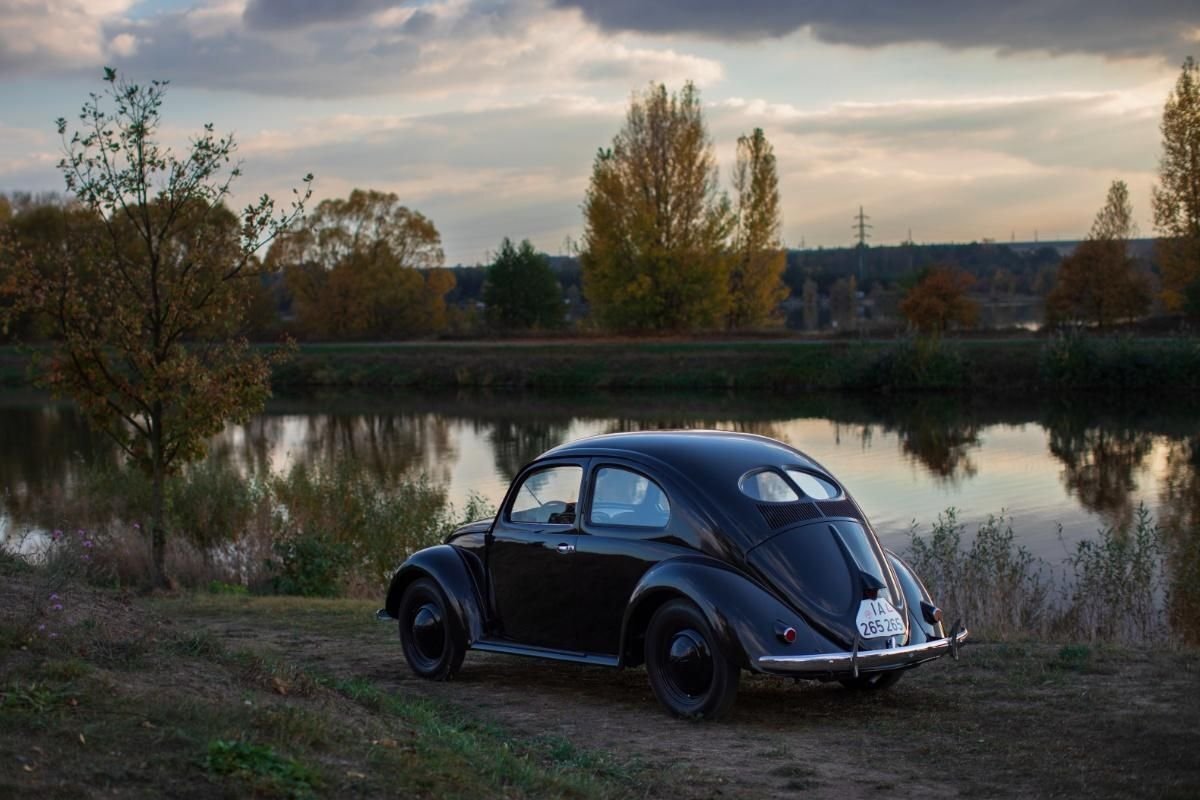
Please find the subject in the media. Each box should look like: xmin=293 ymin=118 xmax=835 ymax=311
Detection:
xmin=729 ymin=128 xmax=787 ymax=329
xmin=581 ymin=82 xmax=733 ymax=331
xmin=274 ymin=189 xmax=451 ymax=339
xmin=1153 ymin=57 xmax=1200 ymax=310
xmin=1046 ymin=180 xmax=1150 ymax=328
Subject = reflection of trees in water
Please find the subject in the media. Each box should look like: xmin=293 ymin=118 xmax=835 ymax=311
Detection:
xmin=600 ymin=418 xmax=784 ymax=441
xmin=0 ymin=402 xmax=120 ymax=527
xmin=1159 ymin=437 xmax=1200 ymax=644
xmin=486 ymin=419 xmax=572 ymax=484
xmin=860 ymin=399 xmax=981 ymax=484
xmin=1048 ymin=421 xmax=1154 ymax=531
xmin=200 ymin=411 xmax=457 ymax=485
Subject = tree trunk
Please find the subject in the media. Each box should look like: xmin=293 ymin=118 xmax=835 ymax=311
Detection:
xmin=151 ymin=468 xmax=167 ymax=589
xmin=150 ymin=403 xmax=168 ymax=589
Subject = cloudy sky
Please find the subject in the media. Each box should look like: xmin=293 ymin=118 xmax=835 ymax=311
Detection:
xmin=1 ymin=1 xmax=1196 ymax=265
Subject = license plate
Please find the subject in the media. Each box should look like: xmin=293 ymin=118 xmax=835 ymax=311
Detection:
xmin=856 ymin=598 xmax=905 ymax=639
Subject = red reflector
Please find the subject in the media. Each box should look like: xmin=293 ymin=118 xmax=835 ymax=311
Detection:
xmin=863 ymin=587 xmax=879 ymax=600
xmin=783 ymin=627 xmax=797 ymax=644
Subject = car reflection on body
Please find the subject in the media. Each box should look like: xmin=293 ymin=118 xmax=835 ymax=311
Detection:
xmin=379 ymin=431 xmax=967 ymax=719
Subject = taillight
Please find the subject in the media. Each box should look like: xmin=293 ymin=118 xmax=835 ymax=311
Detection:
xmin=774 ymin=621 xmax=798 ymax=644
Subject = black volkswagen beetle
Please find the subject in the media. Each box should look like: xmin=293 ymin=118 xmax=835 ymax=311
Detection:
xmin=380 ymin=431 xmax=967 ymax=719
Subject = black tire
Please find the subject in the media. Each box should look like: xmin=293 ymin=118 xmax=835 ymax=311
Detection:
xmin=839 ymin=670 xmax=904 ymax=691
xmin=645 ymin=599 xmax=739 ymax=720
xmin=398 ymin=577 xmax=465 ymax=681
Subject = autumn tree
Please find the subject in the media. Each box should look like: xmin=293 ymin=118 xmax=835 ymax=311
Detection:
xmin=0 ymin=70 xmax=311 ymax=585
xmin=727 ymin=128 xmax=787 ymax=328
xmin=581 ymin=82 xmax=733 ymax=331
xmin=899 ymin=264 xmax=979 ymax=335
xmin=1046 ymin=180 xmax=1149 ymax=328
xmin=483 ymin=237 xmax=564 ymax=330
xmin=1153 ymin=57 xmax=1200 ymax=311
xmin=274 ymin=189 xmax=451 ymax=339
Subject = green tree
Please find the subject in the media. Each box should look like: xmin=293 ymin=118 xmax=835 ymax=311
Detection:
xmin=581 ymin=82 xmax=733 ymax=331
xmin=1153 ymin=56 xmax=1200 ymax=311
xmin=899 ymin=264 xmax=979 ymax=335
xmin=728 ymin=128 xmax=787 ymax=328
xmin=483 ymin=238 xmax=564 ymax=330
xmin=0 ymin=70 xmax=311 ymax=586
xmin=274 ymin=189 xmax=450 ymax=339
xmin=1046 ymin=180 xmax=1150 ymax=328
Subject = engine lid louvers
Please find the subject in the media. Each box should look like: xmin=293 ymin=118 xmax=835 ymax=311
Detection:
xmin=756 ymin=501 xmax=821 ymax=530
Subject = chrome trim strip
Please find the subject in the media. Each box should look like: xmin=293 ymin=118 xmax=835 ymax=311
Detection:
xmin=757 ymin=628 xmax=969 ymax=674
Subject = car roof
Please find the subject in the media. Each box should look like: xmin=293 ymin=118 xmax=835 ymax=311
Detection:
xmin=540 ymin=430 xmax=828 ymax=481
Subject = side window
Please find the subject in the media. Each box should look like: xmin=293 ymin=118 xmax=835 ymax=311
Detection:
xmin=739 ymin=469 xmax=800 ymax=503
xmin=589 ymin=467 xmax=671 ymax=529
xmin=509 ymin=465 xmax=583 ymax=524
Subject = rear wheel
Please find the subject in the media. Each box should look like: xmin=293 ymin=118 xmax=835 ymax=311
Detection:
xmin=645 ymin=599 xmax=739 ymax=720
xmin=398 ymin=577 xmax=465 ymax=680
xmin=839 ymin=670 xmax=904 ymax=690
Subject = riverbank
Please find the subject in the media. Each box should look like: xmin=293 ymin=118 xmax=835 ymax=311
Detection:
xmin=3 ymin=336 xmax=1198 ymax=393
xmin=274 ymin=336 xmax=1200 ymax=393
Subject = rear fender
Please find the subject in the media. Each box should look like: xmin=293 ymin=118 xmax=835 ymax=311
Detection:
xmin=886 ymin=549 xmax=944 ymax=644
xmin=619 ymin=556 xmax=840 ymax=671
xmin=384 ymin=545 xmax=486 ymax=644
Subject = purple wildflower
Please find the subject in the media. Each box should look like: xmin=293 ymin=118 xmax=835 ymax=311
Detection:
xmin=48 ymin=632 xmax=59 ymax=639
xmin=37 ymin=624 xmax=46 ymax=632
xmin=51 ymin=603 xmax=63 ymax=612
xmin=82 ymin=540 xmax=93 ymax=548
xmin=133 ymin=522 xmax=141 ymax=530
xmin=49 ymin=593 xmax=60 ymax=601
xmin=51 ymin=529 xmax=63 ymax=541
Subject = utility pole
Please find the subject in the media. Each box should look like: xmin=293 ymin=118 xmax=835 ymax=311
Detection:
xmin=852 ymin=206 xmax=871 ymax=280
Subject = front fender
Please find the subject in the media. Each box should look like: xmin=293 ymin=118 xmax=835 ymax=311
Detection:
xmin=384 ymin=545 xmax=486 ymax=644
xmin=619 ymin=555 xmax=841 ymax=672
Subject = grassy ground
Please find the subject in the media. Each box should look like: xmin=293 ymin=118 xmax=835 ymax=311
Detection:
xmin=0 ymin=574 xmax=657 ymax=799
xmin=5 ymin=567 xmax=1197 ymax=799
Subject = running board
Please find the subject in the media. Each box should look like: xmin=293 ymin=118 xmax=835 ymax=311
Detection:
xmin=471 ymin=639 xmax=619 ymax=667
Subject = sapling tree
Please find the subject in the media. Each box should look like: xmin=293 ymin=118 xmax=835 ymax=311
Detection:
xmin=1 ymin=69 xmax=311 ymax=586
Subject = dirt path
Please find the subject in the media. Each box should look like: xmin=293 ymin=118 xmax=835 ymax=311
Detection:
xmin=182 ymin=614 xmax=968 ymax=799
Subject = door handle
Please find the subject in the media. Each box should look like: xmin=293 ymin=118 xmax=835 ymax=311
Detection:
xmin=556 ymin=543 xmax=575 ymax=554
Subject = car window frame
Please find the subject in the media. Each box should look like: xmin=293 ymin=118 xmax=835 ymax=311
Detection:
xmin=737 ymin=467 xmax=801 ymax=504
xmin=781 ymin=465 xmax=844 ymax=501
xmin=580 ymin=461 xmax=673 ymax=537
xmin=504 ymin=459 xmax=588 ymax=528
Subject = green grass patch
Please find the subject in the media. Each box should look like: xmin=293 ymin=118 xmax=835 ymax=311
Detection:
xmin=206 ymin=738 xmax=321 ymax=799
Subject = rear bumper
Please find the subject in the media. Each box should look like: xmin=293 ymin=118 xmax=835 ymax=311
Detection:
xmin=757 ymin=627 xmax=968 ymax=676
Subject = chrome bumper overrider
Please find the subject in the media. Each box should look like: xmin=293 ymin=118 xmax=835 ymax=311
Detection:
xmin=757 ymin=627 xmax=969 ymax=676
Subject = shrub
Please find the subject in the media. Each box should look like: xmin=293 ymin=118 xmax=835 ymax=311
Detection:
xmin=269 ymin=533 xmax=352 ymax=598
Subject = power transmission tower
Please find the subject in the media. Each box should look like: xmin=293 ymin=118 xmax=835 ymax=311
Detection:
xmin=852 ymin=206 xmax=872 ymax=280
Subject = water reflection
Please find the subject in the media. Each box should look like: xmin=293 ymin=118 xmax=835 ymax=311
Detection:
xmin=1159 ymin=437 xmax=1200 ymax=644
xmin=2 ymin=388 xmax=1196 ymax=554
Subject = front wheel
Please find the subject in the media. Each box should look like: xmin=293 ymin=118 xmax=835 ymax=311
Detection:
xmin=839 ymin=670 xmax=904 ymax=690
xmin=645 ymin=599 xmax=739 ymax=720
xmin=398 ymin=577 xmax=465 ymax=681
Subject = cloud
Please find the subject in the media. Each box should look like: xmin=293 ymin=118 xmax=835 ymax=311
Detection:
xmin=554 ymin=0 xmax=1200 ymax=61
xmin=242 ymin=0 xmax=405 ymax=31
xmin=74 ymin=0 xmax=721 ymax=99
xmin=0 ymin=0 xmax=135 ymax=74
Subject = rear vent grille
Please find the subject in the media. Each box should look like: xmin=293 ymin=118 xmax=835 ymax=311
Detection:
xmin=817 ymin=499 xmax=861 ymax=520
xmin=757 ymin=502 xmax=821 ymax=530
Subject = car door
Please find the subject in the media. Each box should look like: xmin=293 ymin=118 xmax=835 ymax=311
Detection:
xmin=574 ymin=462 xmax=683 ymax=655
xmin=487 ymin=460 xmax=587 ymax=650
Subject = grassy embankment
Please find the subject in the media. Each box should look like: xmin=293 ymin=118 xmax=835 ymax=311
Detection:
xmin=266 ymin=336 xmax=1200 ymax=393
xmin=0 ymin=556 xmax=656 ymax=799
xmin=4 ymin=335 xmax=1200 ymax=392
xmin=2 ymin=566 xmax=1198 ymax=799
